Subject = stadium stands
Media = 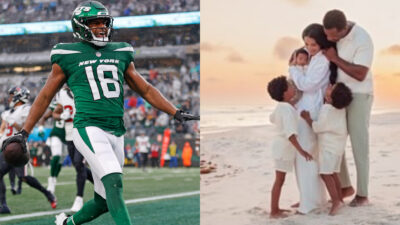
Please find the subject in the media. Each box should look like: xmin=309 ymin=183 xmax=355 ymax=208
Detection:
xmin=0 ymin=0 xmax=200 ymax=24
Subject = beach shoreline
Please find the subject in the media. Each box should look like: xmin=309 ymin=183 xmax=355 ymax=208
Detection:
xmin=200 ymin=111 xmax=400 ymax=225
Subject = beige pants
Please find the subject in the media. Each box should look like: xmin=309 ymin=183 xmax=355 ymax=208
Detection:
xmin=339 ymin=93 xmax=373 ymax=197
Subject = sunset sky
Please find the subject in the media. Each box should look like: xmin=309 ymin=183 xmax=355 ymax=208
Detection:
xmin=201 ymin=0 xmax=400 ymax=109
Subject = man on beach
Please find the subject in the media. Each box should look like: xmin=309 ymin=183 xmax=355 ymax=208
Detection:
xmin=322 ymin=9 xmax=374 ymax=206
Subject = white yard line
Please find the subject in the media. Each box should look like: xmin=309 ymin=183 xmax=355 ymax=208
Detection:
xmin=6 ymin=173 xmax=198 ymax=189
xmin=0 ymin=190 xmax=200 ymax=222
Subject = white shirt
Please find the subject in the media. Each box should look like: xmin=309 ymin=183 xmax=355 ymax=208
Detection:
xmin=295 ymin=65 xmax=308 ymax=74
xmin=269 ymin=102 xmax=298 ymax=161
xmin=172 ymin=78 xmax=181 ymax=91
xmin=312 ymin=104 xmax=347 ymax=156
xmin=337 ymin=24 xmax=374 ymax=94
xmin=289 ymin=51 xmax=330 ymax=119
xmin=2 ymin=104 xmax=30 ymax=137
xmin=136 ymin=135 xmax=150 ymax=153
xmin=155 ymin=113 xmax=169 ymax=127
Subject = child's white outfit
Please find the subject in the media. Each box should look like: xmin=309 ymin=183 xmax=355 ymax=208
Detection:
xmin=312 ymin=104 xmax=347 ymax=174
xmin=270 ymin=102 xmax=298 ymax=172
xmin=295 ymin=65 xmax=308 ymax=74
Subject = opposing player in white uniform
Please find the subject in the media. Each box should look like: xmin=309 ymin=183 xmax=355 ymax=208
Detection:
xmin=136 ymin=131 xmax=150 ymax=170
xmin=52 ymin=86 xmax=94 ymax=212
xmin=0 ymin=111 xmax=22 ymax=196
xmin=0 ymin=87 xmax=57 ymax=214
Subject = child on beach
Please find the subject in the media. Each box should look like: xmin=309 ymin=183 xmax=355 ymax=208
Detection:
xmin=287 ymin=48 xmax=309 ymax=104
xmin=300 ymin=82 xmax=353 ymax=216
xmin=293 ymin=48 xmax=309 ymax=73
xmin=267 ymin=76 xmax=313 ymax=218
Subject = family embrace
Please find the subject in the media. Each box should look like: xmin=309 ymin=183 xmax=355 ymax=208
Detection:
xmin=267 ymin=9 xmax=374 ymax=218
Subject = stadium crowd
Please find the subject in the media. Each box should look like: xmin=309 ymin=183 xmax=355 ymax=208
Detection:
xmin=0 ymin=58 xmax=199 ymax=137
xmin=0 ymin=56 xmax=200 ymax=167
xmin=0 ymin=0 xmax=199 ymax=24
xmin=0 ymin=25 xmax=200 ymax=54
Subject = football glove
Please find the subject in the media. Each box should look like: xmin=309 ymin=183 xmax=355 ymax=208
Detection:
xmin=1 ymin=129 xmax=29 ymax=153
xmin=173 ymin=110 xmax=200 ymax=123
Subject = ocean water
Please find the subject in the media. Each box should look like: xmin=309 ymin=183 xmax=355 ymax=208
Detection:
xmin=200 ymin=105 xmax=272 ymax=134
xmin=201 ymin=104 xmax=400 ymax=135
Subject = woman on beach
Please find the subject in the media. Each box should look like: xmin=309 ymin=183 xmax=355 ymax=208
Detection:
xmin=288 ymin=23 xmax=336 ymax=214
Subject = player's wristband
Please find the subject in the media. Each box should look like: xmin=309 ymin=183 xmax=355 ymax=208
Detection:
xmin=18 ymin=129 xmax=29 ymax=139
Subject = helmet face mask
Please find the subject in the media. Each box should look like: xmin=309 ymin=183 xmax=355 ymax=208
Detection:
xmin=8 ymin=87 xmax=30 ymax=108
xmin=71 ymin=1 xmax=113 ymax=47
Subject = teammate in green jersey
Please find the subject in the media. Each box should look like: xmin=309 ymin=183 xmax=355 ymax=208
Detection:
xmin=40 ymin=100 xmax=66 ymax=194
xmin=2 ymin=1 xmax=197 ymax=224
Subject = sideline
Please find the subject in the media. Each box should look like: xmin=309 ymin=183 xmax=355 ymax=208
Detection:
xmin=0 ymin=190 xmax=200 ymax=222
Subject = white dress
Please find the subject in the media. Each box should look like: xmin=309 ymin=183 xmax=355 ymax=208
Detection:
xmin=289 ymin=51 xmax=329 ymax=214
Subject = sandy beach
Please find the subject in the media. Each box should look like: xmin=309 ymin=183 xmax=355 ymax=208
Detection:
xmin=200 ymin=107 xmax=400 ymax=225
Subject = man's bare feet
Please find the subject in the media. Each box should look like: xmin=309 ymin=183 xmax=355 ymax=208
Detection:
xmin=349 ymin=195 xmax=369 ymax=207
xmin=291 ymin=202 xmax=300 ymax=208
xmin=341 ymin=186 xmax=355 ymax=199
xmin=269 ymin=209 xmax=291 ymax=219
xmin=329 ymin=201 xmax=344 ymax=216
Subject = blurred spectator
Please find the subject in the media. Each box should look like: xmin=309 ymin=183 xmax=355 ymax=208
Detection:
xmin=0 ymin=25 xmax=199 ymax=54
xmin=0 ymin=0 xmax=199 ymax=24
xmin=136 ymin=130 xmax=150 ymax=170
xmin=155 ymin=112 xmax=169 ymax=134
xmin=181 ymin=141 xmax=193 ymax=167
xmin=133 ymin=147 xmax=141 ymax=168
xmin=150 ymin=142 xmax=160 ymax=168
xmin=125 ymin=143 xmax=133 ymax=160
xmin=172 ymin=75 xmax=182 ymax=100
xmin=169 ymin=140 xmax=178 ymax=168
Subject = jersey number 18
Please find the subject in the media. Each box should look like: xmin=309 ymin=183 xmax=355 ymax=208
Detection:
xmin=85 ymin=64 xmax=120 ymax=100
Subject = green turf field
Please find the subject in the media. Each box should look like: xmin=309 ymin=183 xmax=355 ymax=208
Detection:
xmin=0 ymin=166 xmax=199 ymax=224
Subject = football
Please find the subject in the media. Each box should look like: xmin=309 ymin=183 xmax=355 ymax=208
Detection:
xmin=3 ymin=142 xmax=29 ymax=167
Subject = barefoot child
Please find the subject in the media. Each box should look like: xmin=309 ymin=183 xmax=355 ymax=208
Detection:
xmin=267 ymin=76 xmax=313 ymax=219
xmin=300 ymin=82 xmax=353 ymax=215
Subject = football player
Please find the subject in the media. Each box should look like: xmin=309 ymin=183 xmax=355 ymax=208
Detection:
xmin=52 ymin=86 xmax=94 ymax=212
xmin=135 ymin=130 xmax=150 ymax=171
xmin=40 ymin=100 xmax=67 ymax=194
xmin=3 ymin=1 xmax=197 ymax=224
xmin=1 ymin=115 xmax=22 ymax=196
xmin=0 ymin=87 xmax=57 ymax=214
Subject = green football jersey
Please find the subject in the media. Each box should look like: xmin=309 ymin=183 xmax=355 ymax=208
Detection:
xmin=50 ymin=41 xmax=135 ymax=136
xmin=48 ymin=101 xmax=66 ymax=143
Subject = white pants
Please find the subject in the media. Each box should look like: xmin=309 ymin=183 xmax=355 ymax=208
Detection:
xmin=72 ymin=126 xmax=124 ymax=199
xmin=46 ymin=136 xmax=63 ymax=156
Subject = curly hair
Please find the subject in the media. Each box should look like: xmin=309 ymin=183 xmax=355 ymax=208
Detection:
xmin=331 ymin=82 xmax=353 ymax=109
xmin=267 ymin=76 xmax=288 ymax=102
